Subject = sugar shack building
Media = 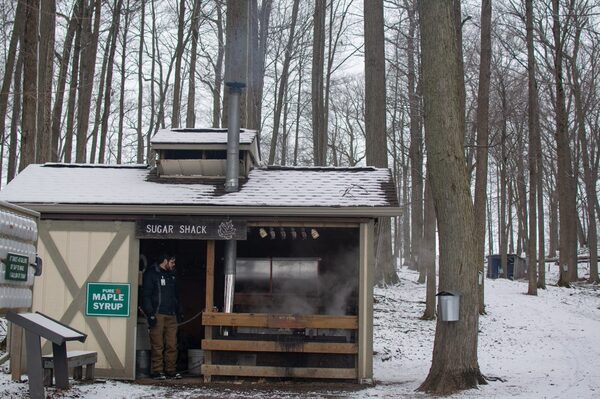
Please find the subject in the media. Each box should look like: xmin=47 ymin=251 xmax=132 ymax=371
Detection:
xmin=0 ymin=122 xmax=400 ymax=383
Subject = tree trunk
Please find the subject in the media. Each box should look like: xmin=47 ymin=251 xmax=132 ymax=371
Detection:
xmin=136 ymin=0 xmax=145 ymax=162
xmin=548 ymin=189 xmax=559 ymax=259
xmin=474 ymin=0 xmax=492 ymax=308
xmin=526 ymin=0 xmax=537 ymax=295
xmin=499 ymin=82 xmax=508 ymax=279
xmin=406 ymin=0 xmax=424 ymax=281
xmin=419 ymin=1 xmax=485 ymax=393
xmin=19 ymin=0 xmax=39 ymax=172
xmin=552 ymin=0 xmax=578 ymax=286
xmin=268 ymin=0 xmax=300 ymax=165
xmin=212 ymin=1 xmax=225 ymax=127
xmin=0 ymin=0 xmax=25 ymax=166
xmin=421 ymin=174 xmax=437 ymax=320
xmin=312 ymin=0 xmax=326 ymax=165
xmin=171 ymin=0 xmax=186 ymax=128
xmin=186 ymin=0 xmax=201 ymax=128
xmin=51 ymin=2 xmax=79 ymax=162
xmin=8 ymin=51 xmax=23 ymax=182
xmin=570 ymin=21 xmax=599 ymax=284
xmin=117 ymin=0 xmax=130 ymax=164
xmin=365 ymin=0 xmax=397 ymax=285
xmin=98 ymin=0 xmax=123 ymax=163
xmin=76 ymin=0 xmax=101 ymax=163
xmin=64 ymin=1 xmax=83 ymax=163
xmin=36 ymin=0 xmax=56 ymax=164
xmin=89 ymin=30 xmax=111 ymax=163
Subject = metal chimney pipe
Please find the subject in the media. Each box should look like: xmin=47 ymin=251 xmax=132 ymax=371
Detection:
xmin=224 ymin=81 xmax=246 ymax=193
xmin=223 ymin=82 xmax=245 ymax=334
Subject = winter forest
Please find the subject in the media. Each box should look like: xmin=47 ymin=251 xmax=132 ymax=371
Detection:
xmin=0 ymin=0 xmax=599 ymax=394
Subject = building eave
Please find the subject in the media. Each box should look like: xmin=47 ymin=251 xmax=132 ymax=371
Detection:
xmin=14 ymin=203 xmax=402 ymax=218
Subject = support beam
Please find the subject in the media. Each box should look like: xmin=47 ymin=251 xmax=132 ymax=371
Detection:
xmin=358 ymin=220 xmax=374 ymax=384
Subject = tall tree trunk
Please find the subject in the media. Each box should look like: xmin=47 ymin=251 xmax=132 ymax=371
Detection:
xmin=474 ymin=0 xmax=492 ymax=309
xmin=223 ymin=0 xmax=249 ymax=127
xmin=268 ymin=0 xmax=300 ymax=165
xmin=8 ymin=51 xmax=23 ymax=182
xmin=246 ymin=0 xmax=272 ymax=134
xmin=0 ymin=0 xmax=25 ymax=163
xmin=99 ymin=0 xmax=123 ymax=163
xmin=64 ymin=0 xmax=83 ymax=163
xmin=171 ymin=0 xmax=186 ymax=128
xmin=419 ymin=0 xmax=484 ymax=393
xmin=406 ymin=0 xmax=423 ymax=280
xmin=89 ymin=31 xmax=111 ymax=163
xmin=117 ymin=0 xmax=130 ymax=164
xmin=76 ymin=0 xmax=101 ymax=163
xmin=421 ymin=174 xmax=437 ymax=320
xmin=312 ymin=0 xmax=326 ymax=165
xmin=19 ymin=0 xmax=39 ymax=172
xmin=526 ymin=0 xmax=537 ymax=295
xmin=211 ymin=1 xmax=224 ymax=128
xmin=365 ymin=0 xmax=397 ymax=285
xmin=36 ymin=0 xmax=56 ymax=164
xmin=186 ymin=0 xmax=201 ymax=128
xmin=570 ymin=20 xmax=599 ymax=284
xmin=51 ymin=2 xmax=79 ymax=162
xmin=552 ymin=0 xmax=578 ymax=286
xmin=136 ymin=0 xmax=145 ymax=162
xmin=453 ymin=0 xmax=466 ymax=143
xmin=499 ymin=82 xmax=508 ymax=279
xmin=548 ymin=189 xmax=559 ymax=258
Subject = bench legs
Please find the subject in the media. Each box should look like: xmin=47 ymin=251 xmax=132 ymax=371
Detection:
xmin=43 ymin=365 xmax=95 ymax=386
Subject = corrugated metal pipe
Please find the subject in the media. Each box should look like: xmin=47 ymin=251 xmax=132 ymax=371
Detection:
xmin=223 ymin=82 xmax=245 ymax=336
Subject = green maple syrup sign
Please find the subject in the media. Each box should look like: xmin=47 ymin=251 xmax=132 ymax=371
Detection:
xmin=5 ymin=253 xmax=29 ymax=281
xmin=86 ymin=282 xmax=130 ymax=317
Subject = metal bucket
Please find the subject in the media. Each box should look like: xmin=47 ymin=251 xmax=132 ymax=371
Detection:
xmin=188 ymin=349 xmax=204 ymax=376
xmin=437 ymin=291 xmax=460 ymax=322
xmin=135 ymin=350 xmax=150 ymax=378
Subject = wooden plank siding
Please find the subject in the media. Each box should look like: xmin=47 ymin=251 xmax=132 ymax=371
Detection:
xmin=202 ymin=312 xmax=358 ymax=330
xmin=201 ymin=339 xmax=358 ymax=354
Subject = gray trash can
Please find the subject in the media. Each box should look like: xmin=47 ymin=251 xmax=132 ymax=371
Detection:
xmin=437 ymin=291 xmax=460 ymax=321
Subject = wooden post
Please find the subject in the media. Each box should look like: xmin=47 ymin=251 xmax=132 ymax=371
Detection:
xmin=9 ymin=323 xmax=23 ymax=381
xmin=203 ymin=240 xmax=215 ymax=382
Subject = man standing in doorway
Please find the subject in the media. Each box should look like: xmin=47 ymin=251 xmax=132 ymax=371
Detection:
xmin=142 ymin=254 xmax=182 ymax=380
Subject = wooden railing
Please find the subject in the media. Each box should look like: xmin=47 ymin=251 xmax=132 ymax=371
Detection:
xmin=201 ymin=312 xmax=358 ymax=381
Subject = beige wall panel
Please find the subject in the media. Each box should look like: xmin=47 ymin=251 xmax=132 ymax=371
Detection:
xmin=33 ymin=220 xmax=139 ymax=379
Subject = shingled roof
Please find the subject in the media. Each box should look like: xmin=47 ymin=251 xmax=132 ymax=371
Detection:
xmin=0 ymin=163 xmax=400 ymax=217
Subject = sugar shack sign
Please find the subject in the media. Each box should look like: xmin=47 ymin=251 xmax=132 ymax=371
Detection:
xmin=5 ymin=253 xmax=29 ymax=281
xmin=86 ymin=283 xmax=130 ymax=317
xmin=136 ymin=217 xmax=246 ymax=240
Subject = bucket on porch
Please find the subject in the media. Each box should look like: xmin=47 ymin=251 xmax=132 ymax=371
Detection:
xmin=187 ymin=349 xmax=204 ymax=376
xmin=135 ymin=350 xmax=150 ymax=378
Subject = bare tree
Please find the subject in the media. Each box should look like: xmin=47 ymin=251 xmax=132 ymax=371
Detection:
xmin=19 ymin=0 xmax=39 ymax=171
xmin=186 ymin=0 xmax=202 ymax=128
xmin=419 ymin=0 xmax=485 ymax=393
xmin=136 ymin=0 xmax=145 ymax=162
xmin=268 ymin=0 xmax=300 ymax=164
xmin=474 ymin=0 xmax=492 ymax=308
xmin=36 ymin=0 xmax=56 ymax=163
xmin=552 ymin=0 xmax=578 ymax=286
xmin=312 ymin=0 xmax=326 ymax=165
xmin=171 ymin=0 xmax=186 ymax=128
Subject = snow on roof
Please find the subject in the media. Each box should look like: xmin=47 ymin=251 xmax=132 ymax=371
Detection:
xmin=0 ymin=164 xmax=399 ymax=211
xmin=151 ymin=128 xmax=257 ymax=145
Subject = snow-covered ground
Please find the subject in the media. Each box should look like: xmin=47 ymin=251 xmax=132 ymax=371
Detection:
xmin=1 ymin=264 xmax=599 ymax=398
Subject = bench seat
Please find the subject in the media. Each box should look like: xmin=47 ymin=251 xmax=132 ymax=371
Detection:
xmin=42 ymin=350 xmax=97 ymax=386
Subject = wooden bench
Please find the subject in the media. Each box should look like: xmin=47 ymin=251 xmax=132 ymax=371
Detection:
xmin=42 ymin=350 xmax=97 ymax=386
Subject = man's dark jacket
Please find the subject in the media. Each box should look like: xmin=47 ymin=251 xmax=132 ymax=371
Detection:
xmin=142 ymin=263 xmax=181 ymax=318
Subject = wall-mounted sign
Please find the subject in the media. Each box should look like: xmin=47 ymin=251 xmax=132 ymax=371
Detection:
xmin=86 ymin=283 xmax=130 ymax=317
xmin=5 ymin=253 xmax=29 ymax=281
xmin=136 ymin=218 xmax=246 ymax=240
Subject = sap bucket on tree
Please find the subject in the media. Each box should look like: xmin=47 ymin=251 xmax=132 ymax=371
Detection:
xmin=436 ymin=291 xmax=460 ymax=321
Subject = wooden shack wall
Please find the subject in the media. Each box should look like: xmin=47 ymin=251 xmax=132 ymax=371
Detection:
xmin=34 ymin=220 xmax=139 ymax=379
